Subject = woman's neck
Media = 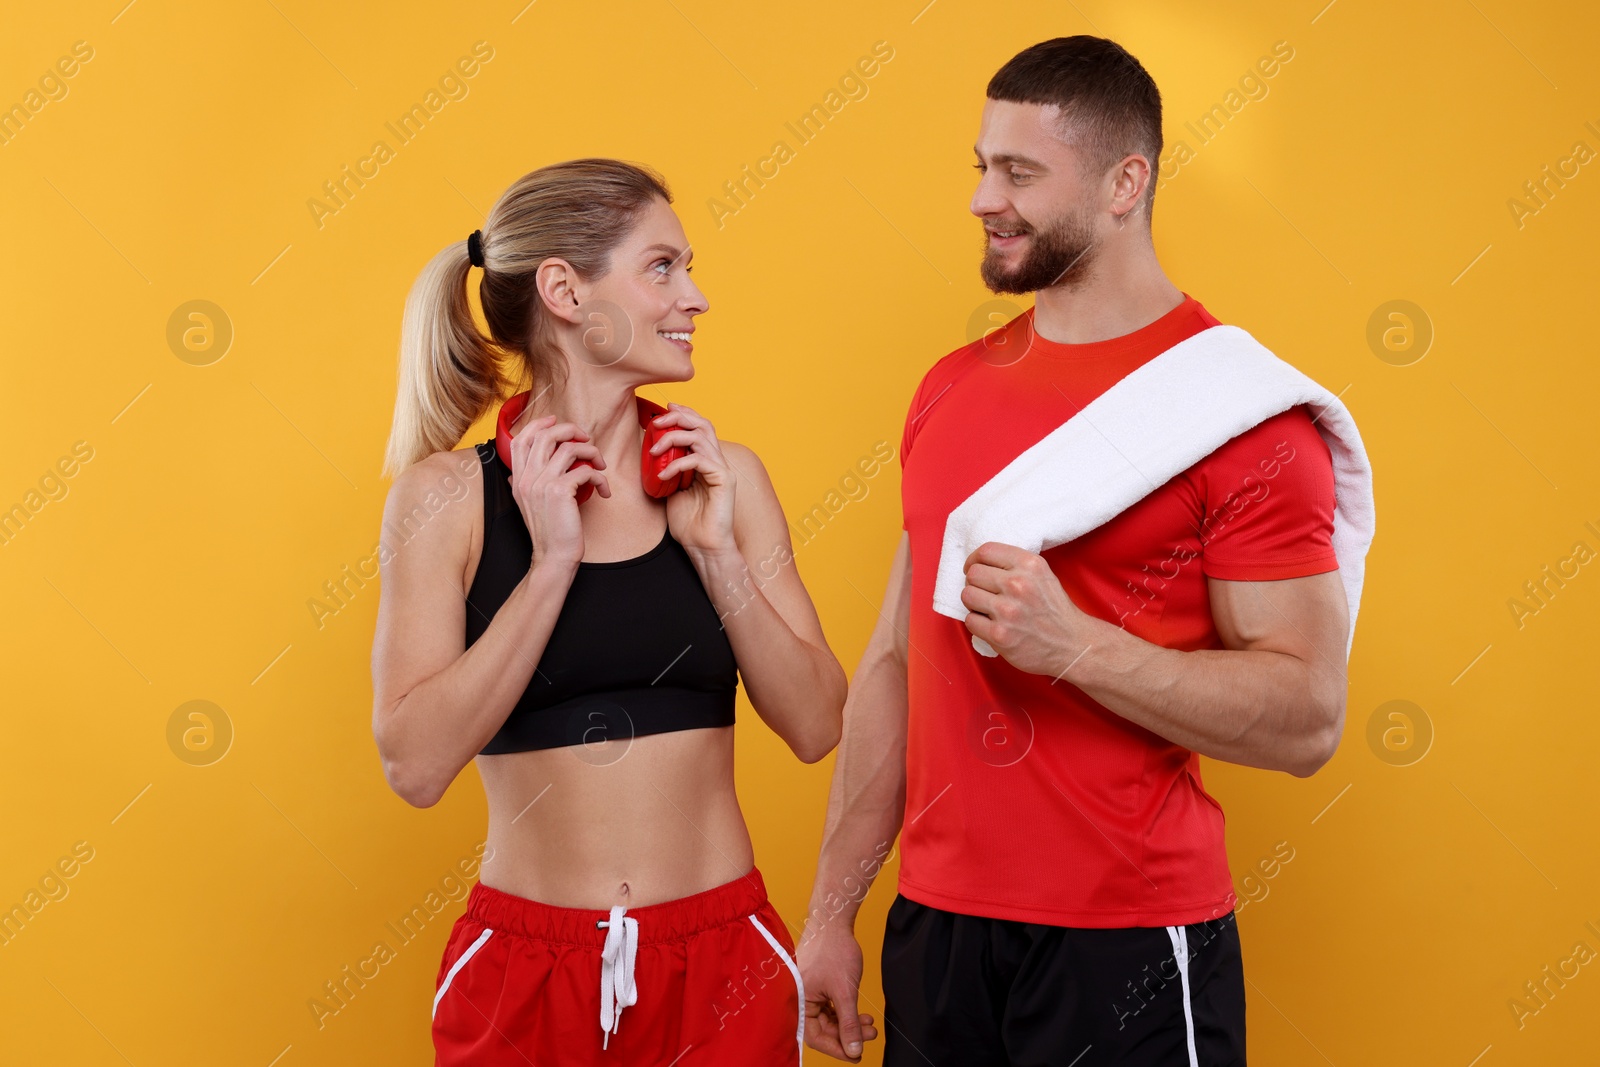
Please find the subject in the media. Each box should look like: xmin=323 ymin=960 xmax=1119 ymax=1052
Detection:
xmin=522 ymin=380 xmax=642 ymax=462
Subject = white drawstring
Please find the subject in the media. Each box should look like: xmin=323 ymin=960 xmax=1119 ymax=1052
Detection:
xmin=597 ymin=905 xmax=639 ymax=1049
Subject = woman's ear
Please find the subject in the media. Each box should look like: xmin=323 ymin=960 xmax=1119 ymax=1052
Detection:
xmin=535 ymin=257 xmax=585 ymax=326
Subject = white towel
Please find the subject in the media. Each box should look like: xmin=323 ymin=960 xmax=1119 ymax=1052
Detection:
xmin=931 ymin=324 xmax=1376 ymax=661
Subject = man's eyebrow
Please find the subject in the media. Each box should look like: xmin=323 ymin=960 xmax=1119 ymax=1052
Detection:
xmin=974 ymin=148 xmax=1049 ymax=169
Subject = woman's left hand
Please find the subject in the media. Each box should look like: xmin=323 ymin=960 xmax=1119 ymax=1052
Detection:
xmin=650 ymin=403 xmax=738 ymax=556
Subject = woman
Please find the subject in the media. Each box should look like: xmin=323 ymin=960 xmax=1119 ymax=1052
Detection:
xmin=371 ymin=158 xmax=858 ymax=1064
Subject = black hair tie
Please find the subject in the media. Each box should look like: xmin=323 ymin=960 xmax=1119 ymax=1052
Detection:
xmin=467 ymin=229 xmax=485 ymax=268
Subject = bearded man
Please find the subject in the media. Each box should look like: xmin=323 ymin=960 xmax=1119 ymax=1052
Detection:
xmin=797 ymin=34 xmax=1375 ymax=1067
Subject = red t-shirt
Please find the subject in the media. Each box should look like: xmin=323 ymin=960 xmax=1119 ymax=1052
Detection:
xmin=896 ymin=294 xmax=1338 ymax=927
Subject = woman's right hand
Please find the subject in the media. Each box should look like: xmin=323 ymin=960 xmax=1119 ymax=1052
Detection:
xmin=506 ymin=414 xmax=610 ymax=569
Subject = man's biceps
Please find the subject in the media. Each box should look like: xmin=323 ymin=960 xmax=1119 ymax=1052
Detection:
xmin=1207 ymin=572 xmax=1342 ymax=653
xmin=880 ymin=533 xmax=913 ymax=658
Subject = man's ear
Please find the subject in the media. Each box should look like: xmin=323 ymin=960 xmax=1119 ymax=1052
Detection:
xmin=534 ymin=257 xmax=585 ymax=326
xmin=1109 ymin=153 xmax=1151 ymax=223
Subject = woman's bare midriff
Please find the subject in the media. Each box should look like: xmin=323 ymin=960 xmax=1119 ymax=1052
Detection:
xmin=459 ymin=446 xmax=755 ymax=910
xmin=475 ymin=730 xmax=755 ymax=909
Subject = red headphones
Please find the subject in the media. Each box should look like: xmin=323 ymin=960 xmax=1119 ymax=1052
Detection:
xmin=494 ymin=392 xmax=693 ymax=505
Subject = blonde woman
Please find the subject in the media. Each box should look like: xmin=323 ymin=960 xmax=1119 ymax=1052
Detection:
xmin=371 ymin=158 xmax=851 ymax=1065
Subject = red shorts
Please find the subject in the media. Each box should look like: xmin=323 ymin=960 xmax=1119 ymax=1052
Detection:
xmin=432 ymin=866 xmax=804 ymax=1065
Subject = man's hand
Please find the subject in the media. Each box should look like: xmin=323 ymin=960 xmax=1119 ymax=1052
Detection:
xmin=798 ymin=922 xmax=879 ymax=1062
xmin=960 ymin=541 xmax=1094 ymax=678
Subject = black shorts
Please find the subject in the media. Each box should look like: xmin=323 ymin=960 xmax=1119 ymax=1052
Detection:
xmin=881 ymin=894 xmax=1246 ymax=1066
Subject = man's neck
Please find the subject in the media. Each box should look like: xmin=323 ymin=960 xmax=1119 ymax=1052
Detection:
xmin=1030 ymin=247 xmax=1184 ymax=345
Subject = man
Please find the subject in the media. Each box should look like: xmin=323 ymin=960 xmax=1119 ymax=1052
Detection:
xmin=798 ymin=35 xmax=1368 ymax=1066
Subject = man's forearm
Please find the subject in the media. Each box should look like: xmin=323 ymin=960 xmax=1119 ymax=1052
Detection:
xmin=803 ymin=643 xmax=908 ymax=941
xmin=1062 ymin=615 xmax=1339 ymax=776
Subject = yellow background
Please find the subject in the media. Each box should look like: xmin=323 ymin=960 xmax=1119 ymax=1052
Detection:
xmin=2 ymin=0 xmax=1596 ymax=1063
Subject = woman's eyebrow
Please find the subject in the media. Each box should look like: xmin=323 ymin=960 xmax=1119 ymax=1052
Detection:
xmin=641 ymin=243 xmax=693 ymax=268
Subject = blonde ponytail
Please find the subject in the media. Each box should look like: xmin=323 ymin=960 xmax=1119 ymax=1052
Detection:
xmin=382 ymin=158 xmax=672 ymax=479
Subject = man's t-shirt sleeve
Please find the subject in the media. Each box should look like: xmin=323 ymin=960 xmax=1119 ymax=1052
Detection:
xmin=899 ymin=378 xmax=922 ymax=472
xmin=898 ymin=366 xmax=939 ymax=531
xmin=1196 ymin=405 xmax=1339 ymax=581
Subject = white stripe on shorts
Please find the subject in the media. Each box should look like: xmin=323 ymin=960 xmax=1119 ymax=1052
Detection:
xmin=433 ymin=927 xmax=494 ymax=1020
xmin=748 ymin=913 xmax=804 ymax=1064
xmin=1164 ymin=924 xmax=1199 ymax=1067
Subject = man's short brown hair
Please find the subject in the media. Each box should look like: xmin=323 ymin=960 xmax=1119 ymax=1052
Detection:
xmin=987 ymin=36 xmax=1163 ymax=222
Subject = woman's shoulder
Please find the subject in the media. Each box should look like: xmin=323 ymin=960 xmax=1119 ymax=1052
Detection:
xmin=720 ymin=440 xmax=772 ymax=497
xmin=381 ymin=445 xmax=485 ymax=553
xmin=719 ymin=439 xmax=787 ymax=544
xmin=388 ymin=443 xmax=485 ymax=497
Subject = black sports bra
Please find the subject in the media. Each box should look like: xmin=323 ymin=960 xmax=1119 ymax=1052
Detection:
xmin=464 ymin=440 xmax=739 ymax=754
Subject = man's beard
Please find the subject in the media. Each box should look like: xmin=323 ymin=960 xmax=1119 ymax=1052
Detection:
xmin=980 ymin=206 xmax=1098 ymax=295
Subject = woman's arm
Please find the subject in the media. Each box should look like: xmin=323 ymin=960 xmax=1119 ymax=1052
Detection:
xmin=369 ymin=450 xmax=579 ymax=807
xmin=681 ymin=441 xmax=846 ymax=763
